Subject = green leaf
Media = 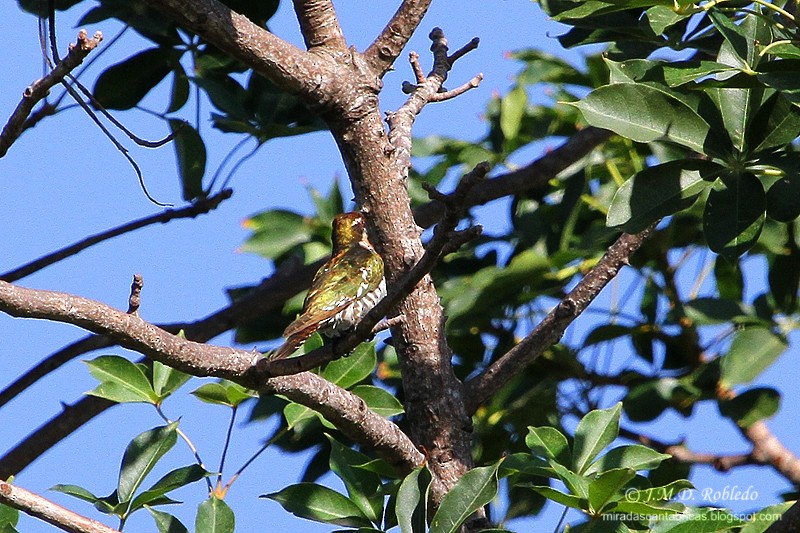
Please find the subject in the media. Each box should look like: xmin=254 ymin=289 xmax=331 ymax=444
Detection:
xmin=550 ymin=461 xmax=590 ymax=499
xmin=526 ymin=485 xmax=585 ymax=510
xmin=500 ymin=85 xmax=527 ymax=140
xmin=167 ymin=66 xmax=190 ymax=114
xmin=748 ymin=93 xmax=800 ymax=153
xmin=720 ymin=327 xmax=787 ymax=387
xmin=397 ymin=465 xmax=432 ymax=533
xmin=739 ymin=502 xmax=793 ymax=533
xmin=169 ymin=120 xmax=206 ymax=202
xmin=195 ymin=497 xmax=235 ymax=533
xmin=147 ymin=507 xmax=191 ymax=533
xmin=767 ymin=175 xmax=800 ymax=222
xmin=240 ymin=210 xmax=315 ymax=259
xmin=573 ymin=403 xmax=621 ymax=475
xmin=151 ymin=361 xmax=191 ymax=399
xmin=706 ymin=86 xmax=759 ymax=154
xmin=607 ymin=159 xmax=719 ymax=232
xmin=50 ymin=484 xmax=100 ymax=504
xmin=349 ymin=385 xmax=404 ymax=417
xmin=621 ymin=479 xmax=694 ymax=506
xmin=704 ymin=172 xmax=766 ymax=259
xmin=191 ymin=381 xmax=254 ymax=407
xmin=118 ymin=423 xmax=179 ymax=504
xmin=327 ymin=436 xmax=383 ymax=524
xmin=684 ymin=297 xmax=749 ymax=325
xmin=525 ymin=426 xmax=571 ymax=466
xmin=585 ymin=445 xmax=671 ymax=475
xmin=719 ymin=387 xmax=780 ymax=428
xmin=0 ymin=504 xmax=17 ymax=528
xmin=574 ymin=84 xmax=714 ymax=154
xmin=588 ymin=468 xmax=637 ymax=513
xmin=130 ymin=465 xmax=208 ymax=512
xmin=284 ymin=401 xmax=324 ymax=429
xmin=429 ymin=461 xmax=502 ymax=533
xmin=263 ymin=483 xmax=372 ymax=528
xmin=320 ymin=342 xmax=377 ymax=389
xmin=85 ymin=355 xmax=157 ymax=404
xmin=584 ymin=324 xmax=633 ymax=346
xmin=93 ymin=47 xmax=174 ymax=110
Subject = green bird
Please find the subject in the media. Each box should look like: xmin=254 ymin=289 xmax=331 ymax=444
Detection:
xmin=270 ymin=212 xmax=386 ymax=360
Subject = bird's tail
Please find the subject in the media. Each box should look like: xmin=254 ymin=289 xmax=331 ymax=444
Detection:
xmin=270 ymin=329 xmax=314 ymax=360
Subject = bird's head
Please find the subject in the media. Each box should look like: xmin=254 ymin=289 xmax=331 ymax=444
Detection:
xmin=331 ymin=212 xmax=367 ymax=253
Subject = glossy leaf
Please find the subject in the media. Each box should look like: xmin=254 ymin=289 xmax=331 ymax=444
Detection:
xmin=349 ymin=385 xmax=404 ymax=417
xmin=720 ymin=327 xmax=787 ymax=387
xmin=766 ymin=175 xmax=800 ymax=222
xmin=429 ymin=461 xmax=502 ymax=533
xmin=525 ymin=426 xmax=571 ymax=465
xmin=85 ymin=355 xmax=157 ymax=404
xmin=748 ymin=93 xmax=800 ymax=153
xmin=0 ymin=504 xmax=17 ymax=528
xmin=321 ymin=342 xmax=377 ymax=389
xmin=607 ymin=159 xmax=719 ymax=232
xmin=196 ymin=497 xmax=235 ymax=533
xmin=130 ymin=465 xmax=209 ymax=512
xmin=620 ymin=479 xmax=694 ymax=506
xmin=397 ymin=465 xmax=432 ymax=533
xmin=151 ymin=360 xmax=191 ymax=399
xmin=588 ymin=468 xmax=636 ymax=513
xmin=500 ymin=85 xmax=527 ymax=140
xmin=719 ymin=387 xmax=780 ymax=428
xmin=169 ymin=120 xmax=206 ymax=201
xmin=575 ymin=84 xmax=714 ymax=154
xmin=704 ymin=173 xmax=766 ymax=259
xmin=93 ymin=48 xmax=174 ymax=110
xmin=191 ymin=381 xmax=254 ymax=407
xmin=50 ymin=484 xmax=100 ymax=504
xmin=684 ymin=298 xmax=749 ymax=325
xmin=573 ymin=403 xmax=621 ymax=474
xmin=585 ymin=445 xmax=671 ymax=475
xmin=526 ymin=485 xmax=584 ymax=509
xmin=147 ymin=507 xmax=190 ymax=533
xmin=118 ymin=423 xmax=179 ymax=504
xmin=264 ymin=483 xmax=371 ymax=528
xmin=327 ymin=437 xmax=383 ymax=524
xmin=240 ymin=210 xmax=315 ymax=259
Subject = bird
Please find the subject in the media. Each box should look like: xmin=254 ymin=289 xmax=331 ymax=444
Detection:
xmin=270 ymin=211 xmax=386 ymax=360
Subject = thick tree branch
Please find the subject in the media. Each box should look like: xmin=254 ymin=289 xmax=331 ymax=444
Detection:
xmin=1 ymin=190 xmax=232 ymax=283
xmin=141 ymin=0 xmax=327 ymax=96
xmin=464 ymin=225 xmax=656 ymax=413
xmin=0 ymin=480 xmax=120 ymax=533
xmin=0 ymin=280 xmax=421 ymax=474
xmin=292 ymin=0 xmax=346 ymax=50
xmin=0 ymin=30 xmax=103 ymax=158
xmin=364 ymin=0 xmax=433 ymax=76
xmin=413 ymin=126 xmax=614 ymax=228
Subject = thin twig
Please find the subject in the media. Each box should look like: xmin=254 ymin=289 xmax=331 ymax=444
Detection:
xmin=464 ymin=225 xmax=657 ymax=413
xmin=126 ymin=274 xmax=143 ymax=315
xmin=0 ymin=30 xmax=103 ymax=158
xmin=0 ymin=480 xmax=121 ymax=533
xmin=429 ymin=73 xmax=483 ymax=102
xmin=1 ymin=189 xmax=232 ymax=283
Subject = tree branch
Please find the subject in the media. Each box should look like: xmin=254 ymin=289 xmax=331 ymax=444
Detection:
xmin=0 ymin=30 xmax=103 ymax=158
xmin=364 ymin=0 xmax=433 ymax=76
xmin=0 ymin=480 xmax=120 ymax=533
xmin=413 ymin=126 xmax=613 ymax=228
xmin=1 ymin=190 xmax=232 ymax=283
xmin=0 ymin=279 xmax=422 ymax=474
xmin=141 ymin=0 xmax=326 ymax=96
xmin=292 ymin=0 xmax=346 ymax=50
xmin=464 ymin=225 xmax=656 ymax=413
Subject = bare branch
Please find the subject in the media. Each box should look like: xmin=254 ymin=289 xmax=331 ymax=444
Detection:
xmin=0 ymin=479 xmax=120 ymax=533
xmin=126 ymin=274 xmax=143 ymax=315
xmin=0 ymin=30 xmax=103 ymax=158
xmin=429 ymin=73 xmax=483 ymax=102
xmin=141 ymin=0 xmax=326 ymax=96
xmin=0 ymin=279 xmax=422 ymax=474
xmin=0 ymin=189 xmax=233 ymax=283
xmin=292 ymin=0 xmax=346 ymax=50
xmin=745 ymin=420 xmax=800 ymax=483
xmin=364 ymin=0 xmax=433 ymax=76
xmin=413 ymin=126 xmax=614 ymax=228
xmin=464 ymin=225 xmax=656 ymax=413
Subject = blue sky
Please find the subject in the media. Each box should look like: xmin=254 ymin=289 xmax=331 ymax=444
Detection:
xmin=1 ymin=1 xmax=798 ymax=532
